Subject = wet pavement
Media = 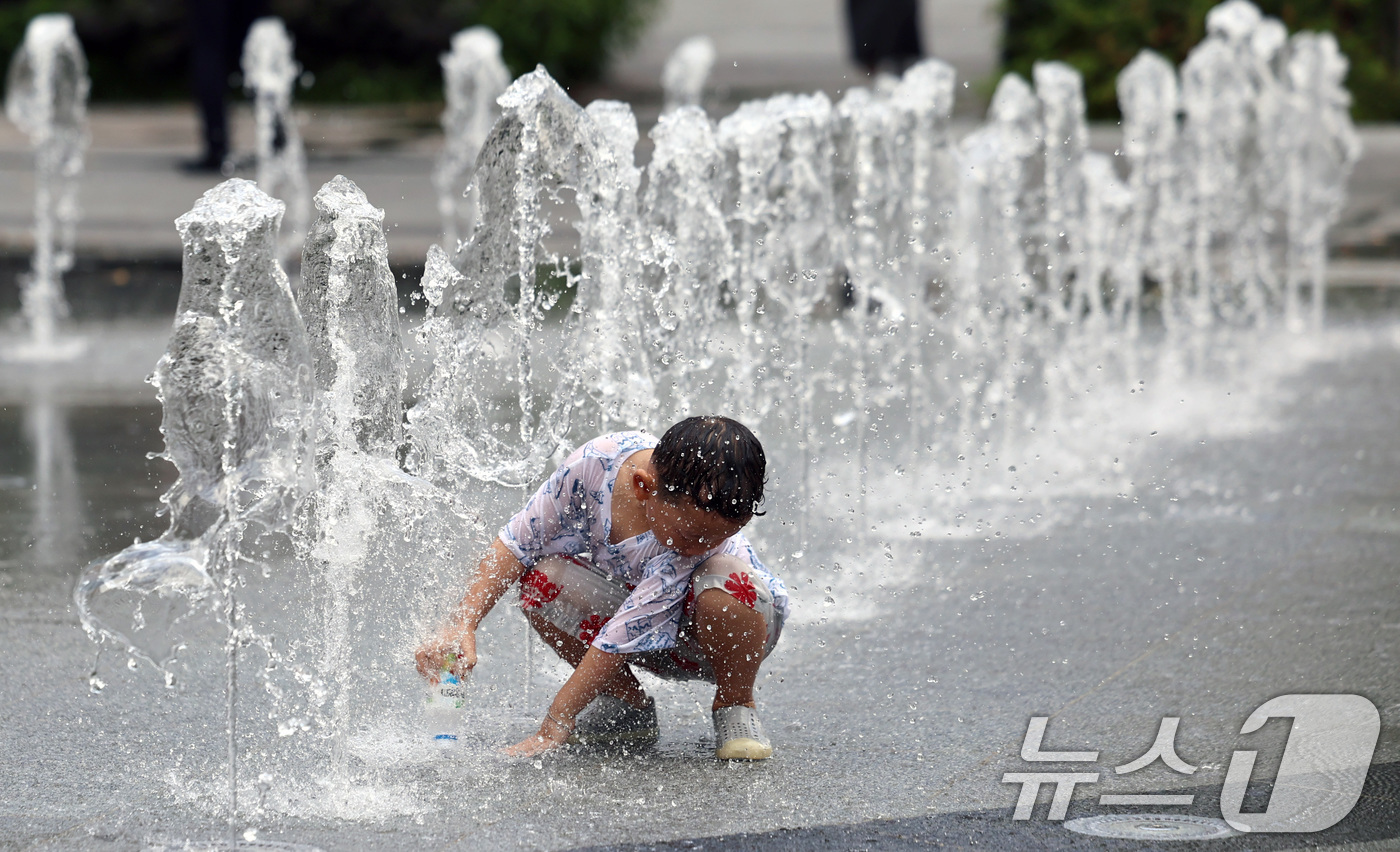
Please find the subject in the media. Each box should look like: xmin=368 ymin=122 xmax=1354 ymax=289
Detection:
xmin=1 ymin=313 xmax=1398 ymax=850
xmin=0 ymin=77 xmax=1399 ymax=852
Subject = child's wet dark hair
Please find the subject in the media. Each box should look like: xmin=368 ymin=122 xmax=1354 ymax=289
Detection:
xmin=653 ymin=416 xmax=766 ymax=521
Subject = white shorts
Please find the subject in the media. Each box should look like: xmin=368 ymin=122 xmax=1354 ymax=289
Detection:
xmin=518 ymin=554 xmax=783 ymax=682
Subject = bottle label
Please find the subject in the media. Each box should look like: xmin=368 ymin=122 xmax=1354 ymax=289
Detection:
xmin=431 ymin=666 xmax=469 ymax=709
xmin=437 ymin=673 xmax=467 ymax=706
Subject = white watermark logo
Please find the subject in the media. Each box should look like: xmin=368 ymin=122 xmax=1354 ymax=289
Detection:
xmin=1002 ymin=694 xmax=1380 ymax=833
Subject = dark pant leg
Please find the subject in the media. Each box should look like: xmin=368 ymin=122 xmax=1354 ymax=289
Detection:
xmin=188 ymin=0 xmax=231 ymax=160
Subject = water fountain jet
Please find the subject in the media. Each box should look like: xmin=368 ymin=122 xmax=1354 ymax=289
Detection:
xmin=76 ymin=179 xmax=316 ymax=843
xmin=63 ymin=1 xmax=1366 ymax=829
xmin=242 ymin=17 xmax=309 ymax=266
xmin=662 ymin=36 xmax=716 ymax=114
xmin=3 ymin=13 xmax=89 ymax=362
xmin=435 ymin=27 xmax=510 ymax=255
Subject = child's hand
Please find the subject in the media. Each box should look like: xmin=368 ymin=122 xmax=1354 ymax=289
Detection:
xmin=503 ymin=713 xmax=572 ymax=758
xmin=415 ymin=625 xmax=476 ymax=683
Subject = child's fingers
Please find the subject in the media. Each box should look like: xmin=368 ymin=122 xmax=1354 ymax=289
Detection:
xmin=414 ymin=643 xmax=448 ymax=681
xmin=503 ymin=734 xmax=551 ymax=758
xmin=415 ymin=628 xmax=478 ymax=681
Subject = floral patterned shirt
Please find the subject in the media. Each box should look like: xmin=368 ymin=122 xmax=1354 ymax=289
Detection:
xmin=499 ymin=431 xmax=789 ymax=654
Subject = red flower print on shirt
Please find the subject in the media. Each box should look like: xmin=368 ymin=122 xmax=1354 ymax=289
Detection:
xmin=723 ymin=571 xmax=758 ymax=608
xmin=519 ymin=569 xmax=561 ymax=610
xmin=578 ymin=614 xmax=608 ymax=644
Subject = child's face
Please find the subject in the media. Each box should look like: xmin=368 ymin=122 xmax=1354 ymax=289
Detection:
xmin=645 ymin=495 xmax=747 ymax=557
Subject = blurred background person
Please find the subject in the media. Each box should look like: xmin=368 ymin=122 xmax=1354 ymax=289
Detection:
xmin=845 ymin=0 xmax=924 ymax=76
xmin=185 ymin=0 xmax=266 ymax=172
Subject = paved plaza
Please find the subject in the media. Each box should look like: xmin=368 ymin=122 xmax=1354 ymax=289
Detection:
xmin=1 ymin=44 xmax=1399 ymax=852
xmin=1 ymin=314 xmax=1398 ymax=850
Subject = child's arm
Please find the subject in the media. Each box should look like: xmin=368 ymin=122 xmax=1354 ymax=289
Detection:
xmin=504 ymin=645 xmax=628 ymax=757
xmin=415 ymin=538 xmax=526 ymax=682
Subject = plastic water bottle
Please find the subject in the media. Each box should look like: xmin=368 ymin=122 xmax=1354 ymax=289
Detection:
xmin=425 ymin=655 xmax=468 ymax=748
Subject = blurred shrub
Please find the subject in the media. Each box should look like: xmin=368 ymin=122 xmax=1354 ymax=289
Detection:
xmin=281 ymin=0 xmax=660 ymax=101
xmin=1001 ymin=0 xmax=1400 ymax=120
xmin=0 ymin=1 xmax=189 ymax=100
xmin=0 ymin=0 xmax=659 ymax=103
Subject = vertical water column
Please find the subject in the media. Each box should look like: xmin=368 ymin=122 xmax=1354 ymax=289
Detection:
xmin=887 ymin=59 xmax=957 ymax=456
xmin=298 ymin=176 xmax=407 ymax=462
xmin=833 ymin=87 xmax=899 ymax=322
xmin=1243 ymin=16 xmax=1291 ymax=321
xmin=1180 ymin=11 xmax=1241 ymax=331
xmin=3 ymin=13 xmax=89 ymax=361
xmin=576 ymin=100 xmax=658 ymax=432
xmin=833 ymin=87 xmax=897 ymax=541
xmin=1279 ymin=32 xmax=1360 ymax=331
xmin=715 ymin=99 xmax=784 ymax=428
xmin=405 ymin=244 xmax=501 ymax=486
xmin=1118 ymin=50 xmax=1188 ymax=338
xmin=1033 ymin=61 xmax=1088 ymax=326
xmin=242 ymin=17 xmax=309 ymax=265
xmin=1077 ymin=152 xmax=1134 ymax=336
xmin=1179 ymin=0 xmax=1281 ymax=328
xmin=76 ymin=180 xmax=315 ymax=838
xmin=950 ymin=74 xmax=1043 ymax=458
xmin=409 ymin=69 xmax=636 ymax=488
xmin=767 ymin=96 xmax=836 ymax=551
xmin=642 ymin=106 xmax=734 ymax=422
xmin=716 ymin=93 xmax=834 ymax=427
xmin=435 ymin=28 xmax=511 ymax=256
xmin=661 ymin=36 xmax=716 ymax=114
xmin=295 ymin=175 xmax=408 ymax=775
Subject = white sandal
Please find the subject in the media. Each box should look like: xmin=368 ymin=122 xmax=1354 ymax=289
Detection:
xmin=712 ymin=705 xmax=773 ymax=760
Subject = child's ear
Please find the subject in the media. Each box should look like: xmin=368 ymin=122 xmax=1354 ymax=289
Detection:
xmin=633 ymin=467 xmax=657 ymax=499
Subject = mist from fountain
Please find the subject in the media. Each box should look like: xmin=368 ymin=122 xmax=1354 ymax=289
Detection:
xmin=242 ymin=17 xmax=309 ymax=265
xmin=2 ymin=13 xmax=89 ymax=362
xmin=434 ymin=27 xmax=510 ymax=254
xmin=71 ymin=0 xmax=1364 ymax=828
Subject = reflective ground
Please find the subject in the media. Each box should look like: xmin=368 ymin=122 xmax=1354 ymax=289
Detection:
xmin=2 ymin=311 xmax=1399 ymax=850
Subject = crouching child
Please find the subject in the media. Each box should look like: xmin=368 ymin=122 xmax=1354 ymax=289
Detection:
xmin=415 ymin=416 xmax=789 ymax=759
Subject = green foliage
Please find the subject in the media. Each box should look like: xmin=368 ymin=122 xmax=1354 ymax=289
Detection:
xmin=0 ymin=1 xmax=189 ymax=100
xmin=475 ymin=0 xmax=659 ymax=85
xmin=1001 ymin=0 xmax=1400 ymax=121
xmin=0 ymin=0 xmax=659 ymax=103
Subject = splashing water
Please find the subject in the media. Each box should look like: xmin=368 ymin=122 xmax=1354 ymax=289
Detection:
xmin=407 ymin=69 xmax=657 ymax=489
xmin=76 ymin=179 xmax=316 ymax=836
xmin=434 ymin=27 xmax=510 ymax=255
xmin=242 ymin=17 xmax=309 ymax=265
xmin=716 ymin=91 xmax=835 ymax=430
xmin=294 ymin=175 xmax=475 ymax=786
xmin=642 ymin=106 xmax=733 ymax=420
xmin=661 ymin=36 xmax=716 ymax=114
xmin=72 ymin=0 xmax=1364 ymax=826
xmin=406 ymin=0 xmax=1357 ymax=579
xmin=2 ymin=13 xmax=89 ymax=362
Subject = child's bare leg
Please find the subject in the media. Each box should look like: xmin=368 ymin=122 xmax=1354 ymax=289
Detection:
xmin=692 ymin=588 xmax=767 ymax=710
xmin=524 ymin=610 xmax=649 ymax=707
